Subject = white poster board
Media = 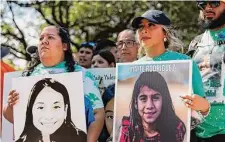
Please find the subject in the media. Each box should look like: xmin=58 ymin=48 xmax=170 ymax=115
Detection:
xmin=113 ymin=60 xmax=192 ymax=142
xmin=13 ymin=72 xmax=87 ymax=142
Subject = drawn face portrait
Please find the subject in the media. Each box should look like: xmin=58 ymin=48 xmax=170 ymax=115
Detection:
xmin=137 ymin=85 xmax=162 ymax=125
xmin=32 ymin=87 xmax=67 ymax=135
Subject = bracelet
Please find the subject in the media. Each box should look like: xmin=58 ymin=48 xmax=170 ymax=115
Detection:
xmin=198 ymin=104 xmax=211 ymax=118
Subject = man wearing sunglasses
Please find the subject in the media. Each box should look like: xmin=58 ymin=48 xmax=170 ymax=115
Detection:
xmin=116 ymin=29 xmax=139 ymax=63
xmin=188 ymin=0 xmax=225 ymax=142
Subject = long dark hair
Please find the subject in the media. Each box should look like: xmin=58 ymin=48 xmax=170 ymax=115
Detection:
xmin=22 ymin=26 xmax=76 ymax=76
xmin=16 ymin=78 xmax=86 ymax=142
xmin=129 ymin=72 xmax=186 ymax=142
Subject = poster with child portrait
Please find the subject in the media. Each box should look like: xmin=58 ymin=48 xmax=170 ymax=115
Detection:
xmin=12 ymin=72 xmax=87 ymax=142
xmin=113 ymin=60 xmax=192 ymax=142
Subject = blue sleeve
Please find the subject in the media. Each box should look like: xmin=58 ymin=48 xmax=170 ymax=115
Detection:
xmin=84 ymin=96 xmax=95 ymax=128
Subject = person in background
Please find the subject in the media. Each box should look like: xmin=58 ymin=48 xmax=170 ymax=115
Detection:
xmin=3 ymin=26 xmax=104 ymax=142
xmin=92 ymin=39 xmax=117 ymax=142
xmin=188 ymin=0 xmax=225 ymax=141
xmin=91 ymin=50 xmax=116 ymax=68
xmin=95 ymin=39 xmax=118 ymax=62
xmin=91 ymin=49 xmax=115 ymax=142
xmin=116 ymin=29 xmax=139 ymax=63
xmin=98 ymin=84 xmax=115 ymax=142
xmin=104 ymin=98 xmax=114 ymax=142
xmin=78 ymin=42 xmax=96 ymax=69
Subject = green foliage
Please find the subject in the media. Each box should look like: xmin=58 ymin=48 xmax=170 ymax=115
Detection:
xmin=1 ymin=0 xmax=202 ymax=64
xmin=160 ymin=1 xmax=202 ymax=51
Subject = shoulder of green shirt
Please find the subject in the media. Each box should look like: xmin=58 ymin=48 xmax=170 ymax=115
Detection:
xmin=167 ymin=51 xmax=191 ymax=60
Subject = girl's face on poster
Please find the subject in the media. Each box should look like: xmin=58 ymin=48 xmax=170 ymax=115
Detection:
xmin=32 ymin=87 xmax=67 ymax=135
xmin=137 ymin=85 xmax=162 ymax=125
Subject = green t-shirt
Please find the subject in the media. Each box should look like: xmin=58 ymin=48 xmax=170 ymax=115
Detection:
xmin=190 ymin=27 xmax=225 ymax=138
xmin=135 ymin=50 xmax=205 ymax=97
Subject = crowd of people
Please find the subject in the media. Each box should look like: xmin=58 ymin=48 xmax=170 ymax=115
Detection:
xmin=1 ymin=0 xmax=225 ymax=142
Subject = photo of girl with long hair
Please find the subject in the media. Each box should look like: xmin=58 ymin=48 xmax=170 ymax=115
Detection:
xmin=15 ymin=78 xmax=86 ymax=142
xmin=118 ymin=72 xmax=186 ymax=142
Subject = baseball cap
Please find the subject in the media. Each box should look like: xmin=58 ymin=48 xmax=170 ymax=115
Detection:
xmin=131 ymin=9 xmax=171 ymax=29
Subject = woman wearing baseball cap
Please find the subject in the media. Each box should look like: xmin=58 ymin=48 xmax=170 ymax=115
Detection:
xmin=120 ymin=9 xmax=211 ymax=141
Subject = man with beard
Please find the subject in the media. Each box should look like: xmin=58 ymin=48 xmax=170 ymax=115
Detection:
xmin=78 ymin=42 xmax=95 ymax=68
xmin=188 ymin=0 xmax=225 ymax=141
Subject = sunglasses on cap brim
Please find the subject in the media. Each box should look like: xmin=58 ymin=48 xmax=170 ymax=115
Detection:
xmin=197 ymin=1 xmax=221 ymax=10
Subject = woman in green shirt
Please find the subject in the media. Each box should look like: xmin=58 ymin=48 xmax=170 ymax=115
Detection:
xmin=131 ymin=9 xmax=210 ymax=125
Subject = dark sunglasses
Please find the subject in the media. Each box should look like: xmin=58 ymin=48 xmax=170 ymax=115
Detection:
xmin=197 ymin=1 xmax=220 ymax=10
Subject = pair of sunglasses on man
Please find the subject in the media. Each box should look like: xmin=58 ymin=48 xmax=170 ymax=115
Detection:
xmin=197 ymin=1 xmax=221 ymax=10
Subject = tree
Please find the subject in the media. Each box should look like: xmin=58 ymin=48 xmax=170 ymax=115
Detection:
xmin=1 ymin=1 xmax=201 ymax=68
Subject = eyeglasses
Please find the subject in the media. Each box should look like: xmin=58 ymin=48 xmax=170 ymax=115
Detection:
xmin=197 ymin=1 xmax=220 ymax=10
xmin=116 ymin=40 xmax=137 ymax=49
